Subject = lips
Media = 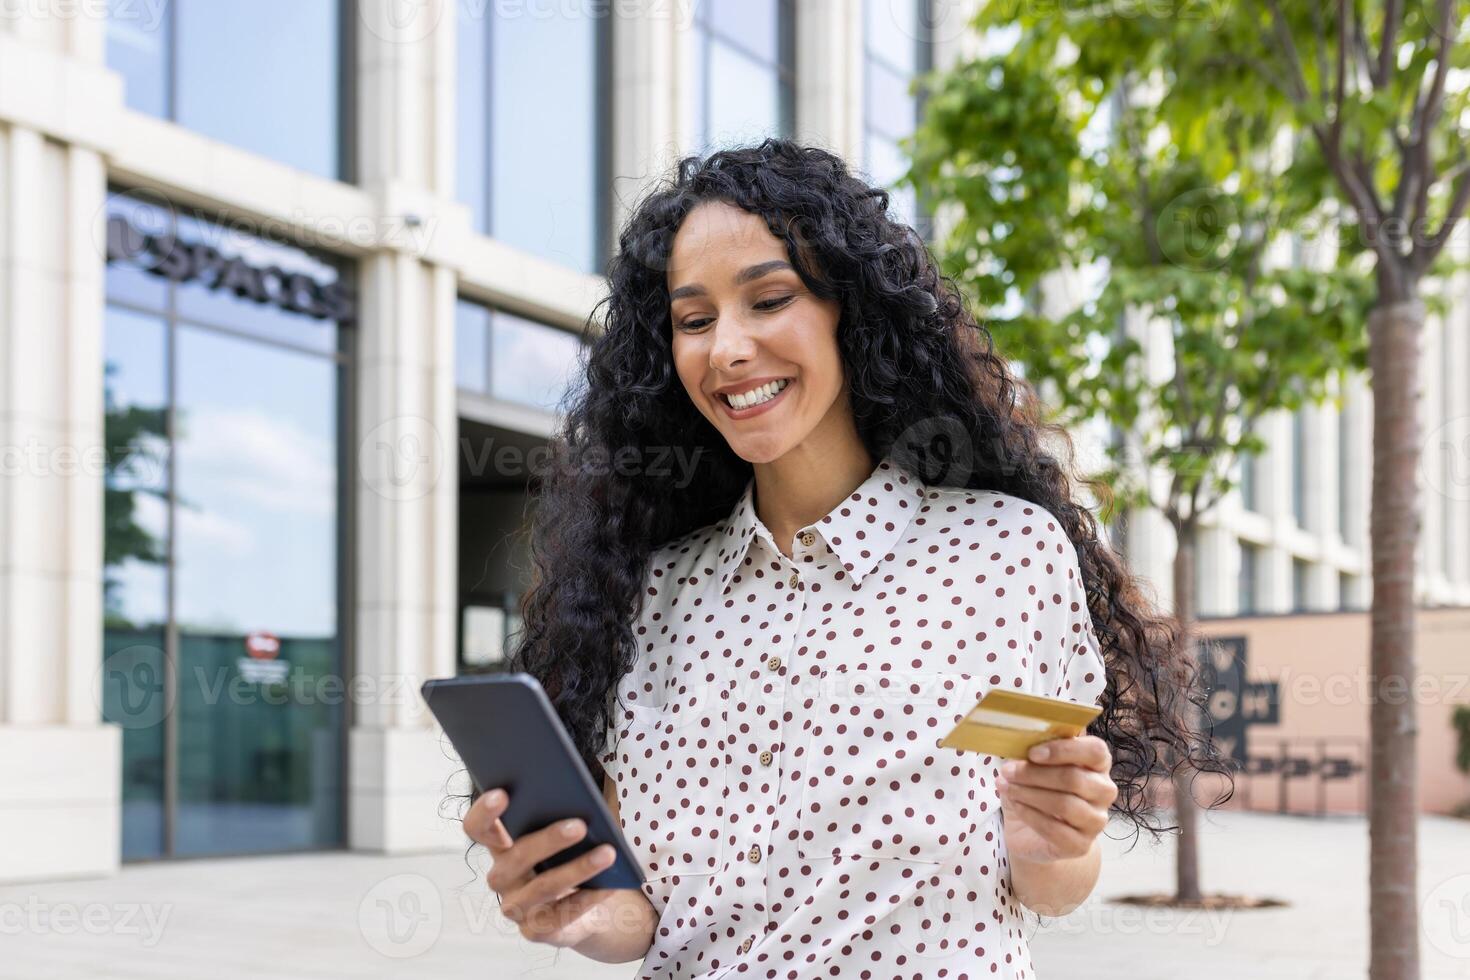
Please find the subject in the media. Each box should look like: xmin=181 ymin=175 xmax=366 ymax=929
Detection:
xmin=716 ymin=377 xmax=793 ymax=419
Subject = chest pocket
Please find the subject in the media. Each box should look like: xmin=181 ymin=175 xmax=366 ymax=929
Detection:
xmin=601 ymin=675 xmax=733 ymax=881
xmin=794 ymin=668 xmax=991 ymax=865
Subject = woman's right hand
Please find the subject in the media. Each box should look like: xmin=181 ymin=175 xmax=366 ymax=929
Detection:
xmin=462 ymin=786 xmax=656 ymax=959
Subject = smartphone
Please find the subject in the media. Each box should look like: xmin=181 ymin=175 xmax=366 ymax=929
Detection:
xmin=420 ymin=672 xmax=646 ymax=889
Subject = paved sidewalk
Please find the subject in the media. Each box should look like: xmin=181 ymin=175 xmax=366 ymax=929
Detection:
xmin=3 ymin=810 xmax=1469 ymax=979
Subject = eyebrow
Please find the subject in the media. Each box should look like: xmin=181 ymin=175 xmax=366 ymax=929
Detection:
xmin=668 ymin=260 xmax=795 ymax=301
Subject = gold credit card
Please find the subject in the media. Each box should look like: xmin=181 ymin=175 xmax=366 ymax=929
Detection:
xmin=939 ymin=689 xmax=1102 ymax=759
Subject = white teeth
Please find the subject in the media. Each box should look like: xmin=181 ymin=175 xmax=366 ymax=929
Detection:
xmin=725 ymin=378 xmax=789 ymax=409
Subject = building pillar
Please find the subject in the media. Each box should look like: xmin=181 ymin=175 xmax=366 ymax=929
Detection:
xmin=794 ymin=0 xmax=863 ymax=164
xmin=0 ymin=14 xmax=122 ymax=882
xmin=348 ymin=0 xmax=467 ymax=854
xmin=1442 ymin=271 xmax=1470 ymax=598
xmin=609 ymin=0 xmax=685 ymax=253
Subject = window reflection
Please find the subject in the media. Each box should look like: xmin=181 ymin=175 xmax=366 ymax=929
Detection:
xmin=863 ymin=0 xmax=930 ymax=234
xmin=102 ymin=190 xmax=347 ymax=858
xmin=102 ymin=307 xmax=170 ymax=861
xmin=455 ymin=299 xmax=584 ymax=415
xmin=688 ymin=0 xmax=794 ymax=155
xmin=105 ymin=0 xmax=343 ymax=180
xmin=457 ymin=5 xmax=605 ymax=272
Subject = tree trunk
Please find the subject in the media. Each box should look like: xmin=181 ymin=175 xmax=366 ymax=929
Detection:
xmin=1366 ymin=298 xmax=1423 ymax=980
xmin=1170 ymin=520 xmax=1203 ymax=903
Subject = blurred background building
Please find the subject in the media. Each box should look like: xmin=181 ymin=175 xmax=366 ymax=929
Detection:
xmin=0 ymin=0 xmax=1466 ymax=884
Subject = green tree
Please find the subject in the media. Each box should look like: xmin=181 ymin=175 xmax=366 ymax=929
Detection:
xmin=910 ymin=5 xmax=1470 ymax=975
xmin=103 ymin=361 xmax=167 ymax=628
xmin=906 ymin=11 xmax=1377 ymax=904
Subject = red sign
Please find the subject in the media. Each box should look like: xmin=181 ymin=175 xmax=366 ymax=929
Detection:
xmin=244 ymin=630 xmax=281 ymax=660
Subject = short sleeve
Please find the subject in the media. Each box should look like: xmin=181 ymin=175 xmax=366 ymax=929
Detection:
xmin=1031 ymin=534 xmax=1107 ymax=709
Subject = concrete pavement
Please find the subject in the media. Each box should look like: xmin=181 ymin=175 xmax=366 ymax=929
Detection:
xmin=3 ymin=810 xmax=1469 ymax=979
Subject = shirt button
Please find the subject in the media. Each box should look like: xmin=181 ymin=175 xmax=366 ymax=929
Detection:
xmin=788 ymin=571 xmax=799 ymax=588
xmin=759 ymin=749 xmax=773 ymax=766
xmin=748 ymin=844 xmax=762 ymax=863
xmin=799 ymin=531 xmax=815 ymax=547
xmin=767 ymin=655 xmax=782 ymax=671
xmin=738 ymin=936 xmax=753 ymax=954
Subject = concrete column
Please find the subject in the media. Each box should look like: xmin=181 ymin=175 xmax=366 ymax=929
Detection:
xmin=608 ymin=0 xmax=685 ymax=254
xmin=1442 ymin=270 xmax=1470 ymax=594
xmin=794 ymin=0 xmax=863 ymax=164
xmin=348 ymin=0 xmax=466 ymax=854
xmin=1252 ymin=409 xmax=1294 ymax=612
xmin=0 ymin=13 xmax=121 ymax=882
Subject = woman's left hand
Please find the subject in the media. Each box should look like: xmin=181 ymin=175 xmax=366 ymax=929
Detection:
xmin=995 ymin=734 xmax=1117 ymax=864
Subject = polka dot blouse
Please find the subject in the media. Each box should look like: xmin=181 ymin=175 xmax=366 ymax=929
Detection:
xmin=598 ymin=451 xmax=1108 ymax=979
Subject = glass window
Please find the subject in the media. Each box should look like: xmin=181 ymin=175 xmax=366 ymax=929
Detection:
xmin=1336 ymin=405 xmax=1350 ymax=539
xmin=101 ymin=307 xmax=170 ymax=861
xmin=1291 ymin=407 xmax=1307 ymax=526
xmin=105 ymin=1 xmax=344 ymax=181
xmin=688 ymin=0 xmax=795 ymax=155
xmin=1292 ymin=558 xmax=1310 ymax=612
xmin=455 ymin=298 xmax=584 ymax=415
xmin=457 ymin=4 xmax=607 ymax=273
xmin=106 ymin=0 xmax=170 ymax=117
xmin=1237 ymin=542 xmax=1258 ymax=614
xmin=1240 ymin=450 xmax=1257 ymax=513
xmin=863 ymin=0 xmax=932 ymax=235
xmin=102 ymin=189 xmax=349 ymax=860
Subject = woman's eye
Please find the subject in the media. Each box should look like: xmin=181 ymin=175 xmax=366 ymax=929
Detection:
xmin=676 ymin=296 xmax=793 ymax=331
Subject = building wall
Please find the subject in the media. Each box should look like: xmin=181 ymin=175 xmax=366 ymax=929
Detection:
xmin=0 ymin=1 xmax=1465 ymax=884
xmin=0 ymin=0 xmax=960 ymax=882
xmin=1171 ymin=610 xmax=1470 ymax=818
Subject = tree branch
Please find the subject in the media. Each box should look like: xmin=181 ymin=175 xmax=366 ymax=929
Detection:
xmin=1375 ymin=0 xmax=1401 ymax=89
xmin=1414 ymin=158 xmax=1470 ymax=275
xmin=1266 ymin=0 xmax=1314 ymax=104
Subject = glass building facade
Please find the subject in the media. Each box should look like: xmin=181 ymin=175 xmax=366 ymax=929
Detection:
xmin=686 ymin=0 xmax=796 ymax=154
xmin=105 ymin=0 xmax=349 ymax=180
xmin=101 ymin=191 xmax=351 ymax=859
xmin=455 ymin=3 xmax=611 ymax=274
xmin=863 ymin=0 xmax=932 ymax=234
xmin=0 ymin=0 xmax=981 ymax=882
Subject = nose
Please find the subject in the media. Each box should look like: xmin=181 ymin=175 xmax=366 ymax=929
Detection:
xmin=707 ymin=313 xmax=758 ymax=372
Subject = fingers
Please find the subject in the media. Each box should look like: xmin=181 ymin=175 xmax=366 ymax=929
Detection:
xmin=1026 ymin=734 xmax=1112 ymax=773
xmin=498 ymin=841 xmax=619 ymax=927
xmin=998 ymin=758 xmax=1118 ymax=810
xmin=463 ymin=788 xmax=516 ymax=852
xmin=998 ymin=778 xmax=1109 ymax=836
xmin=485 ymin=817 xmax=603 ymax=896
xmin=1002 ymin=792 xmax=1093 ymax=858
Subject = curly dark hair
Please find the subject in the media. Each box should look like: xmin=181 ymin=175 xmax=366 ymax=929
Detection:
xmin=495 ymin=136 xmax=1232 ymax=847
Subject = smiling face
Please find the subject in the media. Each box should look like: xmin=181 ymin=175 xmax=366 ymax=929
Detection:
xmin=667 ymin=201 xmax=849 ymax=465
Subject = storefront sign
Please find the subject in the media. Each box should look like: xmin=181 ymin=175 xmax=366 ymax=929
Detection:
xmin=238 ymin=629 xmax=290 ymax=685
xmin=1199 ymin=635 xmax=1280 ymax=764
xmin=106 ymin=214 xmax=356 ymax=323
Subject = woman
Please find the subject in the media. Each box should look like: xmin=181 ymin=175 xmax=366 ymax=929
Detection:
xmin=460 ymin=138 xmax=1227 ymax=978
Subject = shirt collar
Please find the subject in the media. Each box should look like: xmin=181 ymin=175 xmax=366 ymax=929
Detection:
xmin=713 ymin=451 xmax=928 ymax=594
